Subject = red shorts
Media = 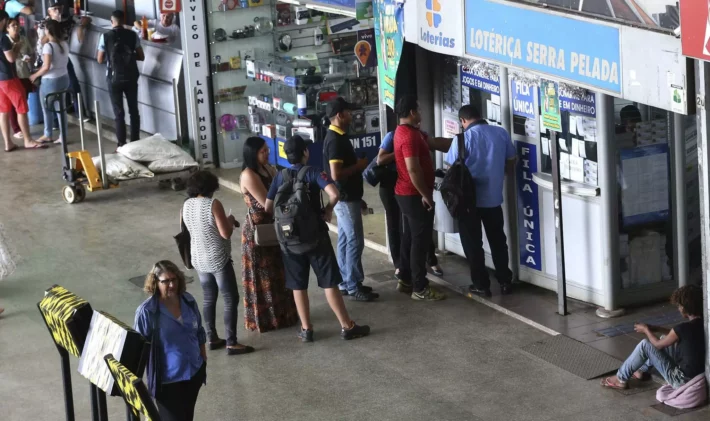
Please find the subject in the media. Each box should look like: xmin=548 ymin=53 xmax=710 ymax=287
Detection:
xmin=0 ymin=78 xmax=29 ymax=114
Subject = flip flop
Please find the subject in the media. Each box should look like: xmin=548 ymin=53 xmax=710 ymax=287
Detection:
xmin=600 ymin=377 xmax=627 ymax=390
xmin=4 ymin=145 xmax=18 ymax=152
xmin=25 ymin=144 xmax=49 ymax=150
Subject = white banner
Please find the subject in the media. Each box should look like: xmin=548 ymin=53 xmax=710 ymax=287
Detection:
xmin=417 ymin=0 xmax=464 ymax=57
xmin=181 ymin=0 xmax=214 ymax=166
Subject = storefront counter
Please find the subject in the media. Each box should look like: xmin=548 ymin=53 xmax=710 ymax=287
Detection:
xmin=69 ymin=25 xmax=184 ymax=140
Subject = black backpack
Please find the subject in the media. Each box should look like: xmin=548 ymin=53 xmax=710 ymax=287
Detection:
xmin=105 ymin=28 xmax=138 ymax=84
xmin=273 ymin=167 xmax=321 ymax=255
xmin=439 ymin=133 xmax=476 ymax=218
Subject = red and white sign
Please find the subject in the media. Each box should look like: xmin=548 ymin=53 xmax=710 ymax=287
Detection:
xmin=680 ymin=0 xmax=710 ymax=61
xmin=160 ymin=0 xmax=181 ymax=13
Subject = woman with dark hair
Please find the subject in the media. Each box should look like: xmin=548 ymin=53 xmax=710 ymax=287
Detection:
xmin=182 ymin=171 xmax=254 ymax=355
xmin=134 ymin=260 xmax=207 ymax=421
xmin=30 ymin=18 xmax=70 ymax=144
xmin=601 ymin=285 xmax=706 ymax=390
xmin=240 ymin=137 xmax=298 ymax=332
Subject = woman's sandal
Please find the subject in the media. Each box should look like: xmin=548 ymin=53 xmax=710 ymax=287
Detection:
xmin=600 ymin=377 xmax=628 ymax=390
xmin=633 ymin=371 xmax=652 ymax=382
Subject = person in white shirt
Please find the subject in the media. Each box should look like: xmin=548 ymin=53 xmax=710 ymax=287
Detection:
xmin=134 ymin=13 xmax=180 ymax=45
xmin=29 ymin=19 xmax=70 ymax=145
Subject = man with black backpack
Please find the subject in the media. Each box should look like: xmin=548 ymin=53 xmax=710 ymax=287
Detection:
xmin=265 ymin=135 xmax=370 ymax=342
xmin=446 ymin=105 xmax=516 ymax=297
xmin=97 ymin=10 xmax=144 ymax=147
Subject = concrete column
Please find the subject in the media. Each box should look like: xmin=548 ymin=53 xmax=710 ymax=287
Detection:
xmin=595 ymin=92 xmax=623 ymax=317
xmin=693 ymin=59 xmax=710 ymax=384
xmin=671 ymin=113 xmax=689 ymax=287
xmin=499 ymin=67 xmax=519 ymax=281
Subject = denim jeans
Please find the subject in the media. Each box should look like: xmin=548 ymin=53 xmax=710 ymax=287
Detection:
xmin=334 ymin=201 xmax=365 ymax=293
xmin=197 ymin=261 xmax=239 ymax=346
xmin=617 ymin=338 xmax=687 ymax=388
xmin=40 ymin=75 xmax=70 ymax=139
xmin=66 ymin=59 xmax=86 ymax=116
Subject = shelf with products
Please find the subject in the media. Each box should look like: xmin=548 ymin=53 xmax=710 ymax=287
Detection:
xmin=208 ymin=1 xmax=271 ymax=14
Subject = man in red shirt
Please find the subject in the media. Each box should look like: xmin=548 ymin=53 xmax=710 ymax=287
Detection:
xmin=393 ymin=95 xmax=451 ymax=300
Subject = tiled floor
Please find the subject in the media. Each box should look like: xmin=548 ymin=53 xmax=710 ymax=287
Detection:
xmin=429 ymin=252 xmax=681 ymax=362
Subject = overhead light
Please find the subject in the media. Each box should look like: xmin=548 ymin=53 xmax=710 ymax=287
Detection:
xmin=305 ymin=4 xmax=357 ymax=18
xmin=278 ymin=0 xmax=301 ymax=5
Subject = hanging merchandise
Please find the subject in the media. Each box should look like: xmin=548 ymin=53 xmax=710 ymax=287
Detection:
xmin=355 ymin=29 xmax=376 ymax=68
xmin=374 ymin=0 xmax=404 ymax=108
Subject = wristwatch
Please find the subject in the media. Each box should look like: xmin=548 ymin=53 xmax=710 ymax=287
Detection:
xmin=278 ymin=33 xmax=292 ymax=52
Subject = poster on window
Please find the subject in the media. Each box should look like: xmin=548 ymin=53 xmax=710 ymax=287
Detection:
xmin=160 ymin=0 xmax=181 ymax=13
xmin=374 ymin=0 xmax=404 ymax=108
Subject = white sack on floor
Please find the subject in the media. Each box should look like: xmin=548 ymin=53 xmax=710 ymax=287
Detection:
xmin=147 ymin=150 xmax=199 ymax=173
xmin=117 ymin=133 xmax=185 ymax=162
xmin=92 ymin=154 xmax=155 ymax=180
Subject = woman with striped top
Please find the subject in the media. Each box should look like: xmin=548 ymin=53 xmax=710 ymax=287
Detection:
xmin=182 ymin=171 xmax=254 ymax=356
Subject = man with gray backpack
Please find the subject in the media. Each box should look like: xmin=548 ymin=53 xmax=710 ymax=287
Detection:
xmin=265 ymin=135 xmax=370 ymax=342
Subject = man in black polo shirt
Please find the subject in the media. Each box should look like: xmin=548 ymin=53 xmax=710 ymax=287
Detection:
xmin=323 ymin=97 xmax=377 ymax=301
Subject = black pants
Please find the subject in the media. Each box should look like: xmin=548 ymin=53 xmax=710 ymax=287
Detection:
xmin=108 ymin=79 xmax=140 ymax=146
xmin=156 ymin=362 xmax=206 ymax=421
xmin=458 ymin=206 xmax=512 ymax=290
xmin=396 ymin=194 xmax=434 ymax=293
xmin=379 ymin=187 xmax=437 ymax=270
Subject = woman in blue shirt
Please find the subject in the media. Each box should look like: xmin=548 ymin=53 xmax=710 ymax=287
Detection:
xmin=135 ymin=260 xmax=207 ymax=421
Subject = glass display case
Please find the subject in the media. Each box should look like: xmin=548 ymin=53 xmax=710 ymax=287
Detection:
xmin=206 ymin=0 xmax=381 ymax=168
xmin=206 ymin=0 xmax=276 ymax=168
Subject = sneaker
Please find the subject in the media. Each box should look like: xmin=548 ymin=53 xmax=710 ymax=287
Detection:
xmin=341 ymin=322 xmax=370 ymax=340
xmin=468 ymin=285 xmax=492 ymax=298
xmin=348 ymin=288 xmax=378 ymax=301
xmin=396 ymin=279 xmax=413 ymax=294
xmin=340 ymin=285 xmax=373 ymax=296
xmin=412 ymin=286 xmax=446 ymax=301
xmin=297 ymin=327 xmax=314 ymax=342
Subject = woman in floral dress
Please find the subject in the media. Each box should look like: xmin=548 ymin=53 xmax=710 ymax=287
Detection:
xmin=240 ymin=137 xmax=298 ymax=332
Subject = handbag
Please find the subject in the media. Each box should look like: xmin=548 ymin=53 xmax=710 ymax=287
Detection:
xmin=439 ymin=133 xmax=476 ymax=218
xmin=251 ymin=211 xmax=280 ymax=247
xmin=174 ymin=209 xmax=193 ymax=269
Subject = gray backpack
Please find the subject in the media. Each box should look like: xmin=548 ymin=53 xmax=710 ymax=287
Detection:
xmin=273 ymin=167 xmax=321 ymax=254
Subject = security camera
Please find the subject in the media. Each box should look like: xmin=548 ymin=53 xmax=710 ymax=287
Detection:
xmin=674 ymin=26 xmax=681 ymax=38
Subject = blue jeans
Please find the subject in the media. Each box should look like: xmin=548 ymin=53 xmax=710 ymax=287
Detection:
xmin=334 ymin=201 xmax=365 ymax=293
xmin=40 ymin=75 xmax=70 ymax=139
xmin=617 ymin=338 xmax=687 ymax=388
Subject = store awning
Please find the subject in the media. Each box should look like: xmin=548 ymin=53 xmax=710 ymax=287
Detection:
xmin=278 ymin=0 xmax=358 ymax=18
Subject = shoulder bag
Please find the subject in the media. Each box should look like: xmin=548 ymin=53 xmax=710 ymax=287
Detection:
xmin=439 ymin=133 xmax=476 ymax=218
xmin=174 ymin=208 xmax=193 ymax=269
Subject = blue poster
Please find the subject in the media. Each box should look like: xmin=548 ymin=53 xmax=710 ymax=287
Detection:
xmin=311 ymin=0 xmax=356 ymax=7
xmin=465 ymin=0 xmax=621 ymax=93
xmin=558 ymin=86 xmax=596 ymax=117
xmin=511 ymin=79 xmax=535 ymax=119
xmin=460 ymin=66 xmax=500 ymax=95
xmin=517 ymin=141 xmax=542 ymax=271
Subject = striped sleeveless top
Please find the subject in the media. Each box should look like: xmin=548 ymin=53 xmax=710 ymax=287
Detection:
xmin=182 ymin=197 xmax=231 ymax=273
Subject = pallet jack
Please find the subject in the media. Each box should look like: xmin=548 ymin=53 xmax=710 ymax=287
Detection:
xmin=48 ymin=91 xmax=193 ymax=204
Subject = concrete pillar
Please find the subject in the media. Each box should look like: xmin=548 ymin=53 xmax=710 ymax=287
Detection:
xmin=671 ymin=112 xmax=689 ymax=287
xmin=595 ymin=92 xmax=624 ymax=317
xmin=693 ymin=59 xmax=710 ymax=384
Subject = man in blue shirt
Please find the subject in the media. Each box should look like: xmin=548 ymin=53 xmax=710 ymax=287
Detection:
xmin=265 ymin=135 xmax=371 ymax=342
xmin=446 ymin=105 xmax=516 ymax=297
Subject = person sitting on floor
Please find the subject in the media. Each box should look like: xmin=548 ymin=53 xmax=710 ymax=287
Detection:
xmin=601 ymin=285 xmax=706 ymax=390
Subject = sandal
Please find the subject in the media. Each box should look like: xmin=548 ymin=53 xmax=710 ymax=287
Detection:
xmin=4 ymin=145 xmax=18 ymax=152
xmin=25 ymin=144 xmax=48 ymax=150
xmin=600 ymin=377 xmax=627 ymax=390
xmin=633 ymin=371 xmax=652 ymax=382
